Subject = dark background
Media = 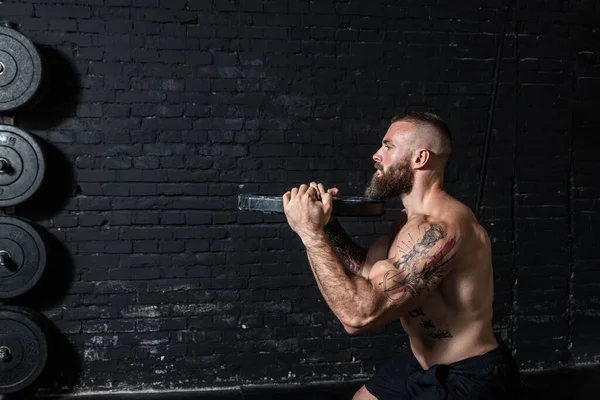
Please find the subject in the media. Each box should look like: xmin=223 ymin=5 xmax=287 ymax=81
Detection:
xmin=0 ymin=0 xmax=598 ymax=396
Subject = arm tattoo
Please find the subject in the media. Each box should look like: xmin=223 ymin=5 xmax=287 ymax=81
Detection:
xmin=380 ymin=223 xmax=457 ymax=302
xmin=324 ymin=218 xmax=367 ymax=275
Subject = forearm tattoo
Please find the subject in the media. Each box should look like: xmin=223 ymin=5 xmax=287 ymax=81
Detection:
xmin=324 ymin=219 xmax=367 ymax=275
xmin=381 ymin=223 xmax=458 ymax=302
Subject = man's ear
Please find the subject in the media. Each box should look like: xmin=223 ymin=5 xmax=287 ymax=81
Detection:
xmin=413 ymin=148 xmax=430 ymax=168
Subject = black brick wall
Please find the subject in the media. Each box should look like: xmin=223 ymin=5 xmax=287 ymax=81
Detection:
xmin=0 ymin=0 xmax=598 ymax=395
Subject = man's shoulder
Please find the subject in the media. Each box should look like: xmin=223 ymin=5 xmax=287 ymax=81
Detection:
xmin=395 ymin=214 xmax=458 ymax=248
xmin=424 ymin=198 xmax=476 ymax=228
xmin=404 ymin=213 xmax=456 ymax=231
xmin=396 ymin=210 xmax=469 ymax=253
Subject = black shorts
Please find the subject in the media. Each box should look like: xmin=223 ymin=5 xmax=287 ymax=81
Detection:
xmin=364 ymin=341 xmax=522 ymax=399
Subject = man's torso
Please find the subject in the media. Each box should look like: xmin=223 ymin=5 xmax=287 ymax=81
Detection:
xmin=370 ymin=195 xmax=498 ymax=369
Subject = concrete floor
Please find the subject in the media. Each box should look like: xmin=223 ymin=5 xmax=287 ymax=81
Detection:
xmin=10 ymin=364 xmax=600 ymax=399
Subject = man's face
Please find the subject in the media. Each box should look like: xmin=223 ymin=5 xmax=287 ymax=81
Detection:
xmin=364 ymin=122 xmax=415 ymax=199
xmin=364 ymin=156 xmax=414 ymax=199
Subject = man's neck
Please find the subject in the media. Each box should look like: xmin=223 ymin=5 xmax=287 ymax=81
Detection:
xmin=400 ymin=180 xmax=447 ymax=217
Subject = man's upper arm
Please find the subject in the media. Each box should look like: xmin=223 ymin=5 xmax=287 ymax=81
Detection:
xmin=361 ymin=235 xmax=389 ymax=279
xmin=359 ymin=211 xmax=409 ymax=280
xmin=357 ymin=220 xmax=459 ymax=330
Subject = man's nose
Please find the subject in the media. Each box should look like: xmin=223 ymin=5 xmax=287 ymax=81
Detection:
xmin=373 ymin=152 xmax=381 ymax=163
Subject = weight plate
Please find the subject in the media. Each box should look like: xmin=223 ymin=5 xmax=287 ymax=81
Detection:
xmin=0 ymin=217 xmax=47 ymax=299
xmin=0 ymin=337 xmax=24 ymax=372
xmin=0 ymin=306 xmax=48 ymax=394
xmin=0 ymin=124 xmax=45 ymax=207
xmin=238 ymin=194 xmax=386 ymax=217
xmin=0 ymin=26 xmax=43 ymax=112
xmin=0 ymin=305 xmax=49 ymax=337
xmin=0 ymin=307 xmax=50 ymax=359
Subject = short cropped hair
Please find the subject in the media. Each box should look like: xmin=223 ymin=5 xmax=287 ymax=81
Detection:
xmin=390 ymin=111 xmax=453 ymax=160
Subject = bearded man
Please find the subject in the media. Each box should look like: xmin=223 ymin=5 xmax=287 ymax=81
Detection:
xmin=283 ymin=111 xmax=522 ymax=399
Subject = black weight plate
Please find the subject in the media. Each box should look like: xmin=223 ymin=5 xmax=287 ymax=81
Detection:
xmin=0 ymin=307 xmax=48 ymax=394
xmin=0 ymin=305 xmax=47 ymax=326
xmin=0 ymin=124 xmax=45 ymax=207
xmin=0 ymin=306 xmax=49 ymax=341
xmin=238 ymin=194 xmax=385 ymax=217
xmin=0 ymin=337 xmax=24 ymax=372
xmin=0 ymin=307 xmax=50 ymax=362
xmin=0 ymin=26 xmax=43 ymax=112
xmin=0 ymin=217 xmax=47 ymax=299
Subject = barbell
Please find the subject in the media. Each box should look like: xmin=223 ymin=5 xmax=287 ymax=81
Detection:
xmin=238 ymin=194 xmax=385 ymax=217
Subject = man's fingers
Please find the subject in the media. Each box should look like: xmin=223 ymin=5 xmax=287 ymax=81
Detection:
xmin=309 ymin=182 xmax=321 ymax=199
xmin=282 ymin=191 xmax=291 ymax=208
xmin=321 ymin=192 xmax=333 ymax=212
xmin=306 ymin=186 xmax=319 ymax=200
xmin=303 ymin=182 xmax=337 ymax=199
xmin=290 ymin=187 xmax=299 ymax=200
xmin=297 ymin=184 xmax=309 ymax=196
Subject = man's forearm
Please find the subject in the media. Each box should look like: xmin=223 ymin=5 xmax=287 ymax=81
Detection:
xmin=324 ymin=218 xmax=367 ymax=275
xmin=302 ymin=233 xmax=372 ymax=326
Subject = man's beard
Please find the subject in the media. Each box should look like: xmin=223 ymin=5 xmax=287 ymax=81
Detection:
xmin=364 ymin=160 xmax=414 ymax=199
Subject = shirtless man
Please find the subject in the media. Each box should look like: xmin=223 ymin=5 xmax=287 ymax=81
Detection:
xmin=282 ymin=112 xmax=522 ymax=399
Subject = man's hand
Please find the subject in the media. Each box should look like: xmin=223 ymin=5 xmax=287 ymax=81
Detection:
xmin=309 ymin=182 xmax=339 ymax=200
xmin=283 ymin=182 xmax=338 ymax=245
